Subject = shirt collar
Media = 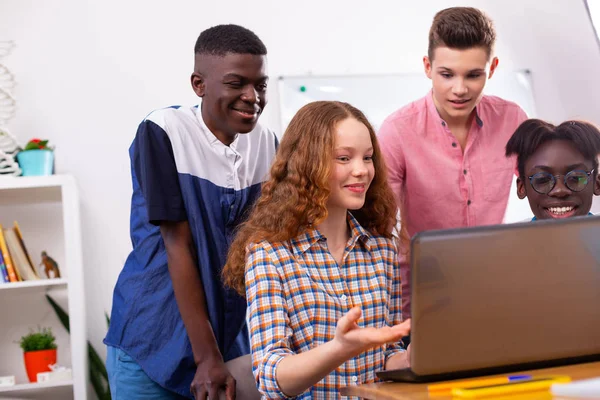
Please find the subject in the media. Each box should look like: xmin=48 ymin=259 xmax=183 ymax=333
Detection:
xmin=426 ymin=89 xmax=484 ymax=128
xmin=194 ymin=103 xmax=240 ymax=151
xmin=290 ymin=212 xmax=373 ymax=257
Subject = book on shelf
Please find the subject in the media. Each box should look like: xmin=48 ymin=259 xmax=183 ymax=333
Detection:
xmin=0 ymin=245 xmax=9 ymax=283
xmin=4 ymin=228 xmax=39 ymax=281
xmin=0 ymin=221 xmax=57 ymax=283
xmin=14 ymin=221 xmax=37 ymax=275
xmin=0 ymin=225 xmax=19 ymax=282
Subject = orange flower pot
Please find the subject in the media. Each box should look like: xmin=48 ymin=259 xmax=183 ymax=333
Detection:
xmin=23 ymin=349 xmax=57 ymax=382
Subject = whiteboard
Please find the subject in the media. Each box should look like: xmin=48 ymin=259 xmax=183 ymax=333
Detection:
xmin=278 ymin=70 xmax=536 ymax=132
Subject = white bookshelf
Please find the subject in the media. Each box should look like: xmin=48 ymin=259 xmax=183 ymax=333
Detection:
xmin=0 ymin=175 xmax=87 ymax=400
xmin=0 ymin=278 xmax=67 ymax=291
xmin=0 ymin=380 xmax=74 ymax=396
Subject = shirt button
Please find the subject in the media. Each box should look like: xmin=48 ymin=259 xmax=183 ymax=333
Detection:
xmin=452 ymin=142 xmax=457 ymax=148
xmin=352 ymin=376 xmax=358 ymax=382
xmin=441 ymin=121 xmax=446 ymax=126
xmin=463 ymin=169 xmax=467 ymax=175
xmin=467 ymin=200 xmax=472 ymax=205
xmin=340 ymin=294 xmax=347 ymax=302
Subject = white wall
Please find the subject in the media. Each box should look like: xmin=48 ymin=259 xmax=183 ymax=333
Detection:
xmin=1 ymin=0 xmax=599 ymax=392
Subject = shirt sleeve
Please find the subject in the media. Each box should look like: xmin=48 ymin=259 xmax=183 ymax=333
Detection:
xmin=378 ymin=117 xmax=407 ymax=208
xmin=245 ymin=242 xmax=295 ymax=399
xmin=517 ymin=105 xmax=529 ymax=121
xmin=384 ymin=244 xmax=406 ymax=362
xmin=511 ymin=106 xmax=530 ymax=177
xmin=131 ymin=119 xmax=187 ymax=225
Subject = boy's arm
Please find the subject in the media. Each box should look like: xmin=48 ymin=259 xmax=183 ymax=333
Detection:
xmin=161 ymin=221 xmax=235 ymax=400
xmin=385 ymin=244 xmax=409 ymax=370
xmin=132 ymin=118 xmax=234 ymax=399
xmin=246 ymin=243 xmax=410 ymax=398
xmin=378 ymin=118 xmax=407 ymax=208
xmin=378 ymin=119 xmax=412 ymax=318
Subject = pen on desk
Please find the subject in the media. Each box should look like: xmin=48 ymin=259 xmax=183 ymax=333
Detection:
xmin=451 ymin=375 xmax=571 ymax=398
xmin=428 ymin=375 xmax=533 ymax=392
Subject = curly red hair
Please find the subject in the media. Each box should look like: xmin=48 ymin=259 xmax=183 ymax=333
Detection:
xmin=223 ymin=101 xmax=404 ymax=296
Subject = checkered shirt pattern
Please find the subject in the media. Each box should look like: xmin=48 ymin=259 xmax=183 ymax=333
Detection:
xmin=245 ymin=213 xmax=404 ymax=399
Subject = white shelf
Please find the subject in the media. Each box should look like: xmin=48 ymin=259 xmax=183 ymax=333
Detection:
xmin=0 ymin=175 xmax=72 ymax=190
xmin=0 ymin=174 xmax=86 ymax=399
xmin=0 ymin=278 xmax=67 ymax=292
xmin=0 ymin=379 xmax=73 ymax=394
xmin=0 ymin=175 xmax=74 ymax=206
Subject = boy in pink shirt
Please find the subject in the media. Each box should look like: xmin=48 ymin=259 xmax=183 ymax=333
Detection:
xmin=378 ymin=7 xmax=528 ymax=319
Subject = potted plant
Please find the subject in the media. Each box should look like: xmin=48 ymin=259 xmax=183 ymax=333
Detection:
xmin=19 ymin=327 xmax=57 ymax=382
xmin=16 ymin=138 xmax=54 ymax=176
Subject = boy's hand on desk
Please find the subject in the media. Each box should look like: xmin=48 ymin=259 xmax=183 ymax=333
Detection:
xmin=191 ymin=357 xmax=235 ymax=400
xmin=386 ymin=344 xmax=411 ymax=370
xmin=334 ymin=307 xmax=411 ymax=355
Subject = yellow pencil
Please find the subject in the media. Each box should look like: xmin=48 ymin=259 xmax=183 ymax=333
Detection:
xmin=452 ymin=375 xmax=571 ymax=398
xmin=428 ymin=375 xmax=532 ymax=392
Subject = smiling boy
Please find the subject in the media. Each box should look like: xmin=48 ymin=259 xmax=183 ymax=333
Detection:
xmin=104 ymin=25 xmax=277 ymax=399
xmin=505 ymin=119 xmax=600 ymax=220
xmin=378 ymin=7 xmax=528 ymax=318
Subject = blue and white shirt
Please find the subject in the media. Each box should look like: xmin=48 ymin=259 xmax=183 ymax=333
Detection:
xmin=104 ymin=105 xmax=278 ymax=397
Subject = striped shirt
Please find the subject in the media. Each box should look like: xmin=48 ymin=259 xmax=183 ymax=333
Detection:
xmin=245 ymin=213 xmax=404 ymax=399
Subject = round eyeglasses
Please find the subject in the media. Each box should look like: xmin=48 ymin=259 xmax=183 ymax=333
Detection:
xmin=527 ymin=169 xmax=595 ymax=194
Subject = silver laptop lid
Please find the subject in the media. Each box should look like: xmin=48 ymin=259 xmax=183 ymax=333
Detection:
xmin=410 ymin=216 xmax=600 ymax=375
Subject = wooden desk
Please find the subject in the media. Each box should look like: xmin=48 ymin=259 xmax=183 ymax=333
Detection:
xmin=341 ymin=362 xmax=600 ymax=399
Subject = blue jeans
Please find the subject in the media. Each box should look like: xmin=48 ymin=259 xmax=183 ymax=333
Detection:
xmin=106 ymin=346 xmax=188 ymax=400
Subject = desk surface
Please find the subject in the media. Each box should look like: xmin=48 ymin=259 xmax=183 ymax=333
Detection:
xmin=341 ymin=361 xmax=600 ymax=399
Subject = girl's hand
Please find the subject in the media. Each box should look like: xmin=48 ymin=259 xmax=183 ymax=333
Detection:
xmin=334 ymin=307 xmax=411 ymax=355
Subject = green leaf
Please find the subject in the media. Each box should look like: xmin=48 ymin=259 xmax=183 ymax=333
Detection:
xmin=89 ymin=362 xmax=105 ymax=400
xmin=24 ymin=143 xmax=40 ymax=150
xmin=89 ymin=341 xmax=111 ymax=399
xmin=46 ymin=295 xmax=70 ymax=333
xmin=88 ymin=342 xmax=108 ymax=380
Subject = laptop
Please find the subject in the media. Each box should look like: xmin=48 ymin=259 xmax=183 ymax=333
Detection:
xmin=378 ymin=215 xmax=600 ymax=382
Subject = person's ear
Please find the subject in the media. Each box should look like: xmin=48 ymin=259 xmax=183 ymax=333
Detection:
xmin=423 ymin=56 xmax=433 ymax=79
xmin=517 ymin=177 xmax=527 ymax=199
xmin=191 ymin=72 xmax=206 ymax=97
xmin=594 ymin=172 xmax=600 ymax=196
xmin=488 ymin=56 xmax=499 ymax=79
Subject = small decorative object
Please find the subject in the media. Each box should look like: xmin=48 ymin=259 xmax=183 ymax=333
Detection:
xmin=36 ymin=364 xmax=72 ymax=383
xmin=0 ymin=40 xmax=15 ymax=60
xmin=19 ymin=327 xmax=57 ymax=383
xmin=0 ymin=63 xmax=16 ymax=91
xmin=0 ymin=375 xmax=15 ymax=387
xmin=0 ymin=40 xmax=16 ymax=126
xmin=0 ymin=87 xmax=16 ymax=126
xmin=16 ymin=138 xmax=54 ymax=176
xmin=40 ymin=251 xmax=61 ymax=279
xmin=0 ymin=127 xmax=21 ymax=176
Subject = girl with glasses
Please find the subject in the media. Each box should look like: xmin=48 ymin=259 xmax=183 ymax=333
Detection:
xmin=505 ymin=119 xmax=600 ymax=220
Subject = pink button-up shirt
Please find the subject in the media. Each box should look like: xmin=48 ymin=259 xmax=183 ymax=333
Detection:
xmin=378 ymin=91 xmax=527 ymax=317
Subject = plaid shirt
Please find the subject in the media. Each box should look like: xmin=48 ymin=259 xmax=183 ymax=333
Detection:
xmin=245 ymin=213 xmax=404 ymax=399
